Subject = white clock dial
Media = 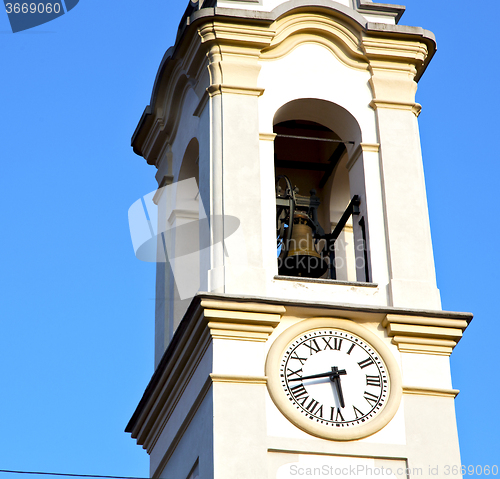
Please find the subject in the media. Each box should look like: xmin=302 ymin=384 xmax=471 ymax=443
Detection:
xmin=266 ymin=318 xmax=402 ymax=441
xmin=280 ymin=329 xmax=389 ymax=427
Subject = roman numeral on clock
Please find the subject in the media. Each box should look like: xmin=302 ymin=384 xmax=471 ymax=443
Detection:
xmin=291 ymin=351 xmax=308 ymax=365
xmin=330 ymin=406 xmax=345 ymax=422
xmin=363 ymin=391 xmax=379 ymax=407
xmin=366 ymin=375 xmax=381 ymax=387
xmin=322 ymin=337 xmax=342 ymax=350
xmin=290 ymin=383 xmax=308 ymax=400
xmin=305 ymin=398 xmax=323 ymax=417
xmin=353 ymin=406 xmax=364 ymax=419
xmin=358 ymin=357 xmax=374 ymax=369
xmin=303 ymin=339 xmax=321 ymax=355
xmin=286 ymin=368 xmax=303 ymax=380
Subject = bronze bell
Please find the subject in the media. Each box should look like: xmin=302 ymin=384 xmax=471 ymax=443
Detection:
xmin=279 ymin=212 xmax=328 ymax=278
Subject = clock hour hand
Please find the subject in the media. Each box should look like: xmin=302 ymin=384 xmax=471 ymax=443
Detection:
xmin=330 ymin=366 xmax=346 ymax=408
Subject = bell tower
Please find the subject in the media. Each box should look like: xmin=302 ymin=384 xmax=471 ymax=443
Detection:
xmin=126 ymin=1 xmax=471 ymax=478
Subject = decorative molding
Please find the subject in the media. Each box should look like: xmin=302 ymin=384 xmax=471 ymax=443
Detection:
xmin=362 ymin=37 xmax=429 ymax=66
xmin=141 ymin=327 xmax=212 ymax=452
xmin=370 ymin=99 xmax=422 ymax=117
xmin=259 ymin=132 xmax=277 ymax=141
xmin=127 ymin=293 xmax=471 ymax=455
xmin=126 ymin=297 xmax=285 ymax=452
xmin=207 ymin=84 xmax=265 ymax=97
xmin=383 ymin=314 xmax=468 ymax=330
xmin=142 ymin=117 xmax=167 ymax=165
xmin=198 ymin=21 xmax=275 ymax=49
xmin=132 ymin=7 xmax=436 ymax=160
xmin=403 ymin=385 xmax=460 ymax=398
xmin=346 ymin=143 xmax=380 ymax=171
xmin=194 ymin=292 xmax=473 ymax=323
xmin=210 ymin=373 xmax=267 ymax=384
xmin=203 ymin=306 xmax=283 ymax=341
xmin=200 ymin=299 xmax=286 ymax=314
xmin=391 ymin=337 xmax=457 ymax=356
xmin=261 ymin=12 xmax=367 ymax=72
xmin=361 ymin=142 xmax=380 ymax=153
xmin=383 ymin=314 xmax=468 ymax=356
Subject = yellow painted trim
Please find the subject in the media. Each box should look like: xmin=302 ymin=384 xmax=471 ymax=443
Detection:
xmin=207 ymin=84 xmax=265 ymax=97
xmin=385 ymin=323 xmax=463 ymax=341
xmin=259 ymin=132 xmax=277 ymax=141
xmin=403 ymin=385 xmax=460 ymax=398
xmin=361 ymin=142 xmax=380 ymax=153
xmin=207 ymin=321 xmax=275 ymax=342
xmin=204 ymin=308 xmax=282 ymax=325
xmin=261 ymin=12 xmax=368 ymax=72
xmin=383 ymin=314 xmax=468 ymax=330
xmin=346 ymin=143 xmax=380 ymax=171
xmin=370 ymin=99 xmax=422 ymax=117
xmin=202 ymin=303 xmax=283 ymax=341
xmin=391 ymin=337 xmax=456 ymax=356
xmin=200 ymin=299 xmax=286 ymax=315
xmin=210 ymin=373 xmax=267 ymax=385
xmin=383 ymin=314 xmax=466 ymax=355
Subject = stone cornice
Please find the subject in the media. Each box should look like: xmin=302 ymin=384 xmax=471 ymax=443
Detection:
xmin=125 ymin=296 xmax=285 ymax=448
xmin=202 ymin=299 xmax=284 ymax=341
xmin=126 ymin=293 xmax=471 ymax=451
xmin=131 ymin=3 xmax=436 ymax=161
xmin=383 ymin=314 xmax=469 ymax=356
xmin=192 ymin=292 xmax=473 ymax=322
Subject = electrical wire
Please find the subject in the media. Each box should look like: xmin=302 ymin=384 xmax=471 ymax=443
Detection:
xmin=0 ymin=470 xmax=150 ymax=479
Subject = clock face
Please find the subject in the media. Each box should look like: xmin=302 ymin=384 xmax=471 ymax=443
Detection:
xmin=280 ymin=329 xmax=389 ymax=428
xmin=266 ymin=318 xmax=402 ymax=441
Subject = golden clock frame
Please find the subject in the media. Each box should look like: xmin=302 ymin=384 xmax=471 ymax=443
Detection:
xmin=265 ymin=317 xmax=403 ymax=441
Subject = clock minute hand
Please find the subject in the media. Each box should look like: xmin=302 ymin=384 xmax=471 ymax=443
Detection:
xmin=288 ymin=367 xmax=347 ymax=382
xmin=288 ymin=370 xmax=337 ymax=382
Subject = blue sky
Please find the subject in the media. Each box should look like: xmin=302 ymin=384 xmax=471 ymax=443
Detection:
xmin=0 ymin=1 xmax=498 ymax=478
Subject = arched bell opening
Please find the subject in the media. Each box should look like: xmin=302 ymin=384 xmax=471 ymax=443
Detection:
xmin=273 ymin=99 xmax=368 ymax=282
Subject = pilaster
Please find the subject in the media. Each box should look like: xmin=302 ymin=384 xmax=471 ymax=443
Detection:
xmin=364 ymin=34 xmax=441 ymax=309
xmin=198 ymin=21 xmax=274 ymax=296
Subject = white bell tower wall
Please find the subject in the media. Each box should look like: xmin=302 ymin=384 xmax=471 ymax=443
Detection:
xmin=132 ymin=1 xmax=441 ymax=358
xmin=127 ymin=4 xmax=471 ymax=479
